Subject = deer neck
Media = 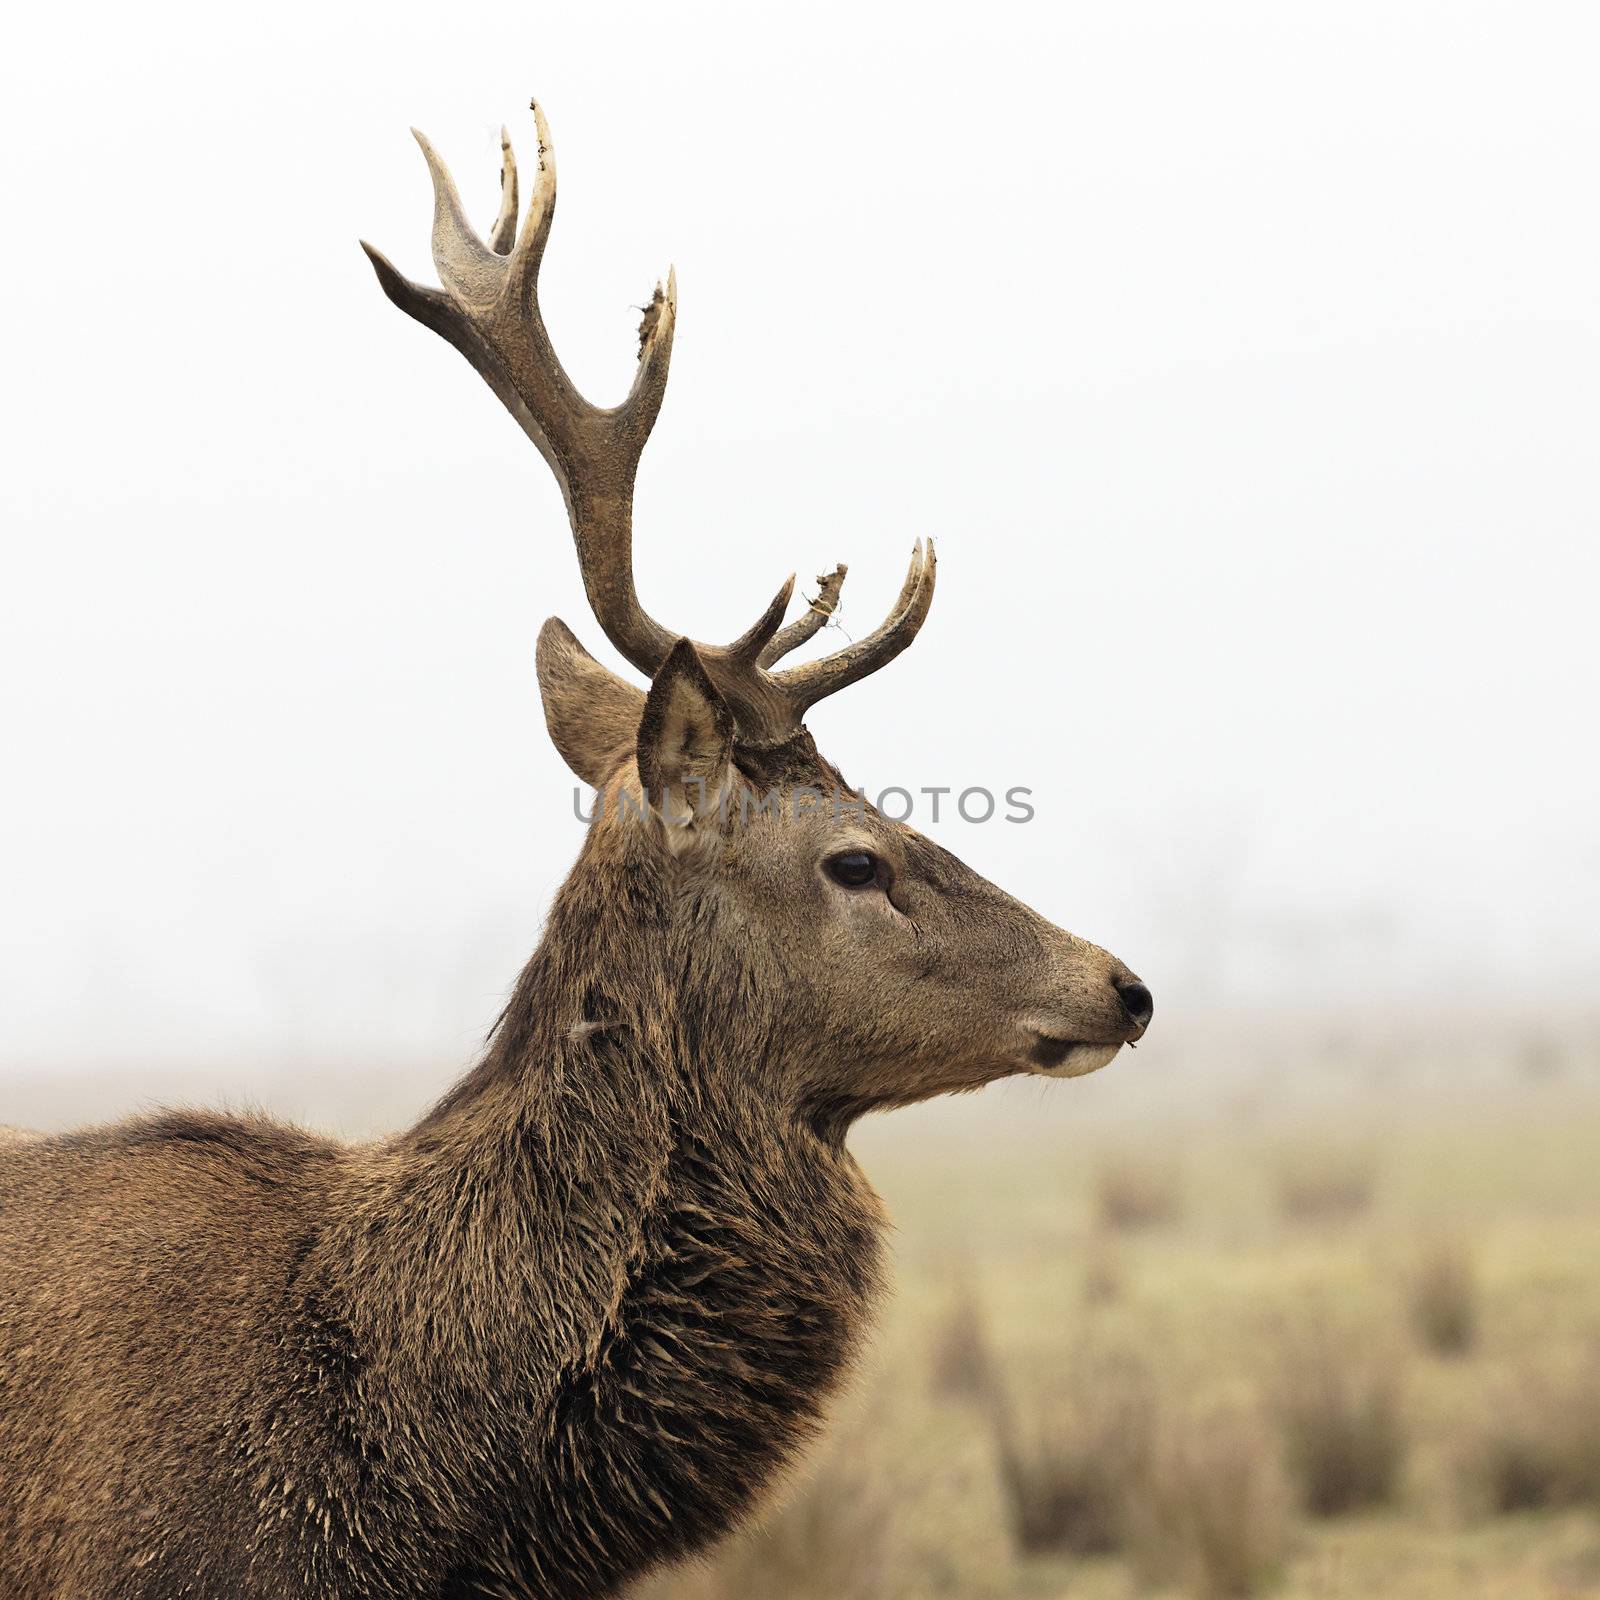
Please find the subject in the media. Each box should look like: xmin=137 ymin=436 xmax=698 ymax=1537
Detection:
xmin=317 ymin=851 xmax=887 ymax=1591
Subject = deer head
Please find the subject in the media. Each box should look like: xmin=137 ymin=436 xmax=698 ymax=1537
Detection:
xmin=364 ymin=103 xmax=1150 ymax=1128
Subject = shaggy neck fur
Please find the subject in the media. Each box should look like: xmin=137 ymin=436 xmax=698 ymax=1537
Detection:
xmin=285 ymin=833 xmax=887 ymax=1598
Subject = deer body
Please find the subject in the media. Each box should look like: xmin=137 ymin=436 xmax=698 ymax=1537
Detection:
xmin=0 ymin=100 xmax=1151 ymax=1596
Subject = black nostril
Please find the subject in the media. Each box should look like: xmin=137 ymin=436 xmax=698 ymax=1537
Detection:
xmin=1115 ymin=981 xmax=1154 ymax=1031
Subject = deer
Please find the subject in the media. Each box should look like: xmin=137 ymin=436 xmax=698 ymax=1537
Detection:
xmin=0 ymin=101 xmax=1152 ymax=1599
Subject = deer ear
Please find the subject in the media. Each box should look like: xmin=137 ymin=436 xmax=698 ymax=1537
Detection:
xmin=636 ymin=639 xmax=734 ymax=832
xmin=536 ymin=619 xmax=647 ymax=788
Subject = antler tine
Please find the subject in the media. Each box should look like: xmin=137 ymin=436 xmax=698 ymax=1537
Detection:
xmin=726 ymin=574 xmax=797 ymax=665
xmin=773 ymin=541 xmax=937 ymax=711
xmin=758 ymin=564 xmax=848 ymax=668
xmin=487 ymin=126 xmax=519 ymax=256
xmin=506 ymin=100 xmax=558 ymax=298
xmin=623 ymin=269 xmax=677 ymax=450
xmin=413 ymin=129 xmax=503 ymax=305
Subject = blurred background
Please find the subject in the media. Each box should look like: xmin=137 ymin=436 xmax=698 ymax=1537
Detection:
xmin=2 ymin=3 xmax=1597 ymax=1596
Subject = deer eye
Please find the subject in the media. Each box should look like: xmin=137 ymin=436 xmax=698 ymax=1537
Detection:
xmin=825 ymin=850 xmax=880 ymax=889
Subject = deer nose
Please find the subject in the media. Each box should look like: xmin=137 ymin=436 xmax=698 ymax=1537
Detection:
xmin=1115 ymin=980 xmax=1154 ymax=1034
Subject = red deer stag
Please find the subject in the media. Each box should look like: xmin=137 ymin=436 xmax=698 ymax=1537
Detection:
xmin=0 ymin=101 xmax=1151 ymax=1599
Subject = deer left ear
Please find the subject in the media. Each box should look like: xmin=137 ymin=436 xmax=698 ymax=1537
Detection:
xmin=637 ymin=639 xmax=735 ymax=833
xmin=536 ymin=618 xmax=648 ymax=788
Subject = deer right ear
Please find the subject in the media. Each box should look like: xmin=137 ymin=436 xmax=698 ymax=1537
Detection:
xmin=535 ymin=619 xmax=647 ymax=788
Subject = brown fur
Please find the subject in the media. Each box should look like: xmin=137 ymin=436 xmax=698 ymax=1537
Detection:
xmin=0 ymin=102 xmax=1150 ymax=1598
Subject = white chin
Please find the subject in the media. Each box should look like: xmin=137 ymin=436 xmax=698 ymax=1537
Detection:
xmin=1029 ymin=1041 xmax=1123 ymax=1079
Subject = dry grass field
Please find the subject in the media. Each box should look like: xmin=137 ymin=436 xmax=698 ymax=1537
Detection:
xmin=633 ymin=1015 xmax=1600 ymax=1600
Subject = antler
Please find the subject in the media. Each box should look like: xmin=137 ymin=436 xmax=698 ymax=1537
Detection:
xmin=362 ymin=101 xmax=936 ymax=746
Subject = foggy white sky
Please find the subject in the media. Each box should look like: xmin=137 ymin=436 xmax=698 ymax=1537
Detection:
xmin=1 ymin=2 xmax=1596 ymax=1081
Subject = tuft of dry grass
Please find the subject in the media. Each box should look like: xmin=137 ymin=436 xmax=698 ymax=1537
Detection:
xmin=1095 ymin=1152 xmax=1185 ymax=1233
xmin=639 ymin=1454 xmax=900 ymax=1600
xmin=1404 ymin=1235 xmax=1479 ymax=1357
xmin=984 ymin=1332 xmax=1157 ymax=1556
xmin=1270 ymin=1315 xmax=1408 ymax=1516
xmin=929 ymin=1283 xmax=997 ymax=1403
xmin=1459 ymin=1351 xmax=1600 ymax=1514
xmin=1272 ymin=1141 xmax=1379 ymax=1224
xmin=1126 ymin=1393 xmax=1291 ymax=1600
